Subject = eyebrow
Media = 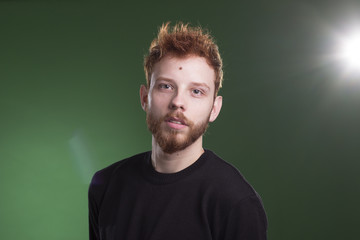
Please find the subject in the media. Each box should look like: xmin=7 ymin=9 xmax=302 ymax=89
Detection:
xmin=155 ymin=77 xmax=174 ymax=83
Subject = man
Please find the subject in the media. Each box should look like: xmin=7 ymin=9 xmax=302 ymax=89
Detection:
xmin=88 ymin=22 xmax=268 ymax=240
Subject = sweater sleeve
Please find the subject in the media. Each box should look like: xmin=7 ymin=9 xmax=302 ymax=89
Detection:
xmin=88 ymin=188 xmax=100 ymax=240
xmin=222 ymin=194 xmax=268 ymax=240
xmin=88 ymin=169 xmax=112 ymax=240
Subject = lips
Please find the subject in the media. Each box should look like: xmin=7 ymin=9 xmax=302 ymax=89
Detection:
xmin=166 ymin=117 xmax=187 ymax=126
xmin=165 ymin=116 xmax=188 ymax=130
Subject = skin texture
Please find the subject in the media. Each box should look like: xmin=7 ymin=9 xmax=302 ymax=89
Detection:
xmin=140 ymin=55 xmax=223 ymax=173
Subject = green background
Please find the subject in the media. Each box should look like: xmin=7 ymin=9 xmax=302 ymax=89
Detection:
xmin=1 ymin=0 xmax=360 ymax=239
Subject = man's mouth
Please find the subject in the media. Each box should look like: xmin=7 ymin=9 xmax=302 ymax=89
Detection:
xmin=165 ymin=117 xmax=188 ymax=129
xmin=167 ymin=117 xmax=186 ymax=125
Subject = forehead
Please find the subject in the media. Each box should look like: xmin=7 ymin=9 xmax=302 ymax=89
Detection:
xmin=151 ymin=55 xmax=216 ymax=87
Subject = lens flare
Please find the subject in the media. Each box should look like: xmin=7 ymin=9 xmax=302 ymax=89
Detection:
xmin=339 ymin=32 xmax=360 ymax=70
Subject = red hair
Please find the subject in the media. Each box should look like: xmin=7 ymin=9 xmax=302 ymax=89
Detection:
xmin=144 ymin=22 xmax=223 ymax=95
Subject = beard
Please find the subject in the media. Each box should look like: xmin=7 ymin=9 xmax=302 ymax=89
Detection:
xmin=146 ymin=110 xmax=210 ymax=154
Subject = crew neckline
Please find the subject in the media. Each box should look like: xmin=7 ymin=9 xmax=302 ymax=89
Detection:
xmin=142 ymin=149 xmax=211 ymax=185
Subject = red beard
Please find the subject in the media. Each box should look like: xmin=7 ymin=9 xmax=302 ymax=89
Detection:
xmin=146 ymin=110 xmax=210 ymax=154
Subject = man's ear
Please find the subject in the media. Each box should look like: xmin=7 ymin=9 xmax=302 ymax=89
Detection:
xmin=209 ymin=95 xmax=223 ymax=122
xmin=140 ymin=85 xmax=149 ymax=111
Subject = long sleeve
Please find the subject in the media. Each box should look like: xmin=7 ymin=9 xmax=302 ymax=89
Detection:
xmin=88 ymin=188 xmax=100 ymax=240
xmin=222 ymin=194 xmax=268 ymax=240
xmin=88 ymin=169 xmax=111 ymax=240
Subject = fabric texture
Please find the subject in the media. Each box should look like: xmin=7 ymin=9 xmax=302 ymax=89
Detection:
xmin=88 ymin=149 xmax=268 ymax=240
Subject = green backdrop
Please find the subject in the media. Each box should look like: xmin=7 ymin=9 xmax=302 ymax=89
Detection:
xmin=1 ymin=0 xmax=360 ymax=239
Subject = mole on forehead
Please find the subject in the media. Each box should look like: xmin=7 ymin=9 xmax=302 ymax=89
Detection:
xmin=179 ymin=66 xmax=182 ymax=70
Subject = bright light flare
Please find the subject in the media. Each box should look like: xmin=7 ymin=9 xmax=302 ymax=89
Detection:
xmin=339 ymin=32 xmax=360 ymax=70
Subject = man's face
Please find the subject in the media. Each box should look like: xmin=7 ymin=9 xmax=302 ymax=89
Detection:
xmin=140 ymin=55 xmax=222 ymax=154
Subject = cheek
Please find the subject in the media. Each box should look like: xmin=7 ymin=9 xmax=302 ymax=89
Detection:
xmin=192 ymin=101 xmax=213 ymax=119
xmin=149 ymin=93 xmax=168 ymax=112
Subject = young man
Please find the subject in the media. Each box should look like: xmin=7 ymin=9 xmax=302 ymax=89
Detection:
xmin=88 ymin=22 xmax=268 ymax=240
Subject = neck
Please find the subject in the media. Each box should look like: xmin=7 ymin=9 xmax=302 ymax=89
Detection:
xmin=151 ymin=137 xmax=205 ymax=173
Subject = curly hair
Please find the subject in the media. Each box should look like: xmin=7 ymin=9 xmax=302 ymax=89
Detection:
xmin=144 ymin=22 xmax=223 ymax=95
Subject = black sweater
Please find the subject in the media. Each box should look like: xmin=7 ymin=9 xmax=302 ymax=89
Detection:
xmin=88 ymin=150 xmax=267 ymax=240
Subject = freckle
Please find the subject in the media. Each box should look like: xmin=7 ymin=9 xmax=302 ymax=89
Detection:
xmin=179 ymin=67 xmax=182 ymax=70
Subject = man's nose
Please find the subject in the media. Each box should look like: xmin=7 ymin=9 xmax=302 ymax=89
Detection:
xmin=169 ymin=90 xmax=186 ymax=111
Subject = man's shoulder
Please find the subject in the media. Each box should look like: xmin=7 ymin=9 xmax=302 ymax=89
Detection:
xmin=205 ymin=149 xmax=248 ymax=181
xmin=205 ymin=150 xmax=268 ymax=233
xmin=88 ymin=151 xmax=150 ymax=208
xmin=89 ymin=151 xmax=149 ymax=190
xmin=203 ymin=150 xmax=258 ymax=200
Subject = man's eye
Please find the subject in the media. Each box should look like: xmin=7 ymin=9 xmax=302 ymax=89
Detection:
xmin=193 ymin=89 xmax=203 ymax=95
xmin=159 ymin=84 xmax=172 ymax=89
